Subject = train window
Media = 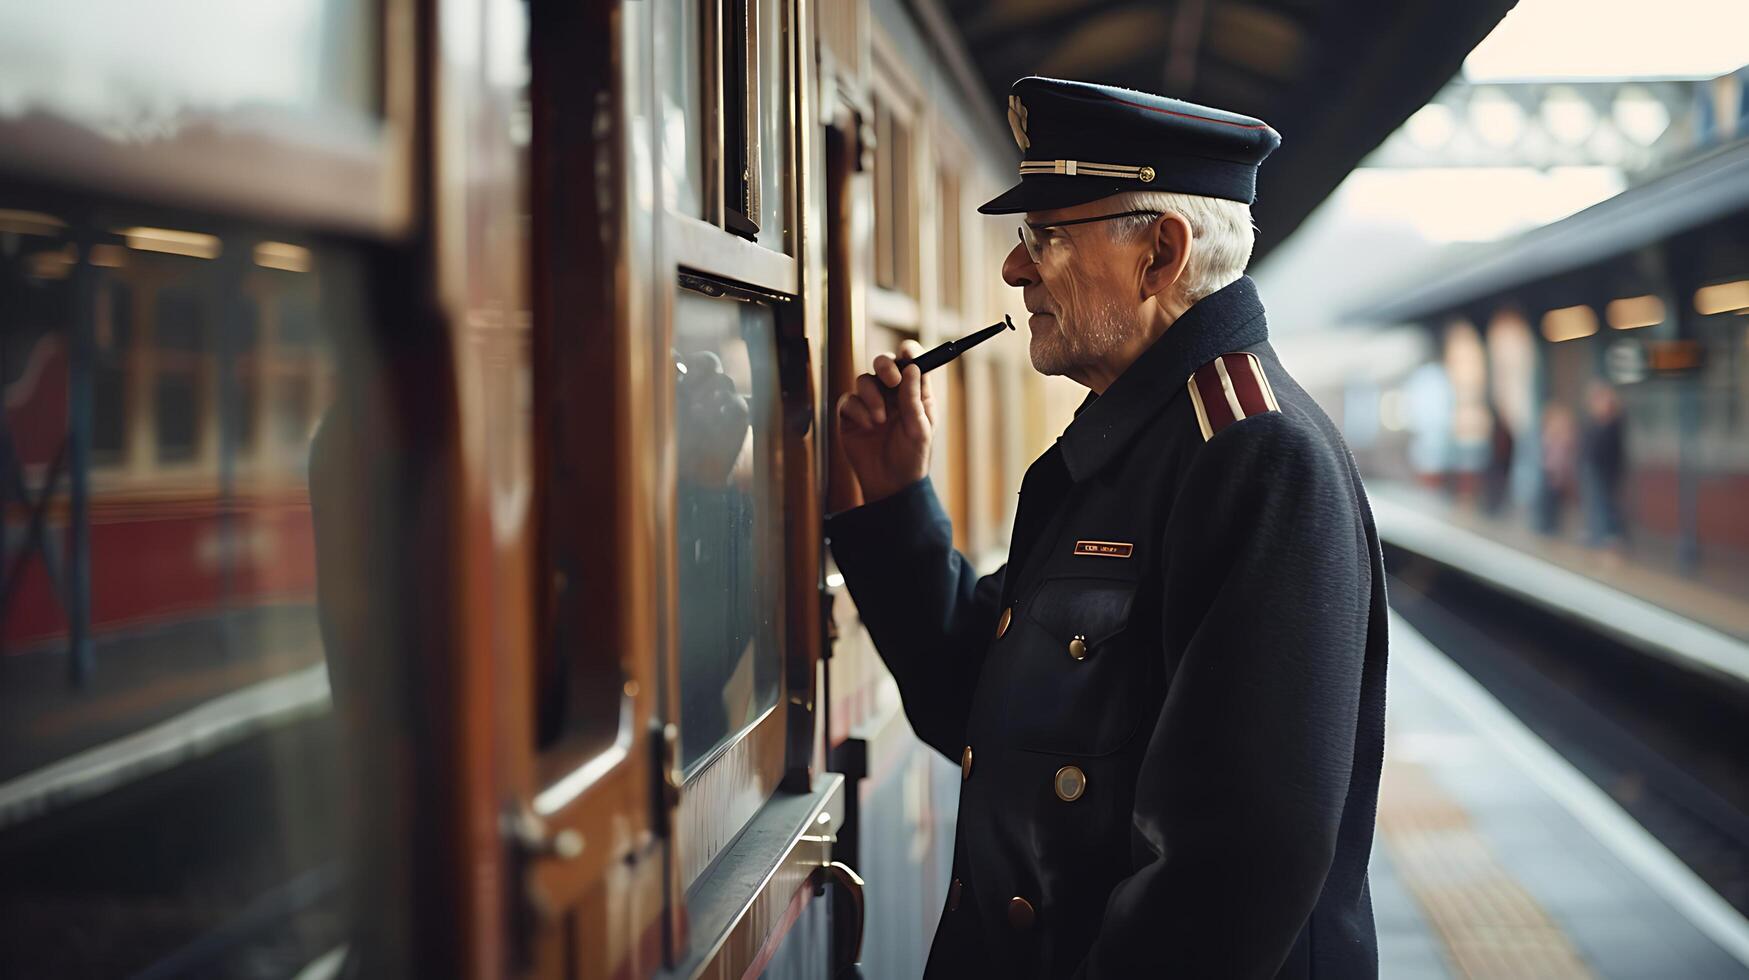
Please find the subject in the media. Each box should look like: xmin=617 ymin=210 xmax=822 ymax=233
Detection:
xmin=672 ymin=282 xmax=784 ymax=770
xmin=274 ymin=374 xmax=318 ymax=456
xmin=873 ymin=98 xmax=917 ymax=296
xmin=751 ymin=0 xmax=789 ymax=253
xmin=153 ymin=288 xmax=213 ymax=465
xmin=938 ymin=166 xmax=962 ymax=312
xmin=154 ymin=373 xmax=201 ymax=464
xmin=720 ymin=0 xmax=760 ymax=239
xmin=236 ymin=371 xmax=262 ymax=456
xmin=662 ymin=0 xmax=707 ymax=217
xmin=91 ymin=282 xmax=132 ymax=468
xmin=0 ymin=208 xmax=417 ymax=977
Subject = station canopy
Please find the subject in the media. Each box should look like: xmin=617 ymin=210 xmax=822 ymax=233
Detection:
xmin=932 ymin=0 xmax=1519 ymax=259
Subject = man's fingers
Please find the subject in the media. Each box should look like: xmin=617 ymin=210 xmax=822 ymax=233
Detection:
xmin=854 ymin=373 xmax=888 ymax=425
xmin=873 ymin=352 xmax=902 ymax=389
xmin=895 ymin=339 xmax=934 ymax=423
xmin=837 ymin=391 xmax=872 ymax=431
xmin=898 ymin=364 xmax=927 ymax=440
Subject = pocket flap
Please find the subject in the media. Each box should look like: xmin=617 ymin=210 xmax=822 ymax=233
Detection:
xmin=1025 ymin=577 xmax=1136 ymax=648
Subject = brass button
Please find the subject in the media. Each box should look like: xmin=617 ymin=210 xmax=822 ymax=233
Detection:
xmin=1068 ymin=635 xmax=1088 ymax=660
xmin=1007 ymin=896 xmax=1036 ymax=931
xmin=1054 ymin=765 xmax=1087 ymax=802
xmin=995 ymin=606 xmax=1013 ymax=639
xmin=961 ymin=745 xmax=973 ymax=781
xmin=1139 ymin=166 xmax=1156 ymax=183
xmin=948 ymin=877 xmax=963 ymax=912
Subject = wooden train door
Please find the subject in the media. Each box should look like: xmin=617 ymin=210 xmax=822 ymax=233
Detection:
xmin=507 ymin=0 xmax=862 ymax=976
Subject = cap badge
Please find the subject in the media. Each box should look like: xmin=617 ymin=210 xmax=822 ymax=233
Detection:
xmin=1007 ymin=95 xmax=1030 ymax=151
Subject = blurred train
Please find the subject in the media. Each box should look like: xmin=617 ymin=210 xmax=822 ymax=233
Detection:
xmin=0 ymin=0 xmax=1081 ymax=977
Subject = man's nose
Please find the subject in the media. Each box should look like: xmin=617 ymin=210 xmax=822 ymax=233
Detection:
xmin=1002 ymin=239 xmax=1038 ymax=287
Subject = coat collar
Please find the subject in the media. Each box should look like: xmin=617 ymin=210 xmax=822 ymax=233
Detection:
xmin=1058 ymin=275 xmax=1269 ymax=482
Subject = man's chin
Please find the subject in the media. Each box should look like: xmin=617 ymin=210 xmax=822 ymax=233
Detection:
xmin=1028 ymin=336 xmax=1073 ymax=377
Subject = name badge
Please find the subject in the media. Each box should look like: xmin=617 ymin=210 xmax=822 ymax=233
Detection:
xmin=1072 ymin=540 xmax=1134 ymax=558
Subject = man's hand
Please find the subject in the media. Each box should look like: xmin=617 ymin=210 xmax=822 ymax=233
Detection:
xmin=676 ymin=350 xmax=752 ymax=487
xmin=835 ymin=339 xmax=934 ymax=504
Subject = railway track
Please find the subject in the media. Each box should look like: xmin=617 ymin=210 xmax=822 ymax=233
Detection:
xmin=1385 ymin=544 xmax=1749 ymax=918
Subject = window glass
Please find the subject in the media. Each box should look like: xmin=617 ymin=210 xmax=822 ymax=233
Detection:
xmin=91 ymin=281 xmax=132 ymax=467
xmin=720 ymin=0 xmax=757 ymax=238
xmin=0 ymin=1 xmax=381 ymax=130
xmin=153 ymin=374 xmax=201 ymax=463
xmin=0 ymin=206 xmax=410 ymax=978
xmin=753 ymin=0 xmax=788 ymax=253
xmin=874 ymin=101 xmax=895 ymax=289
xmin=672 ymin=284 xmax=783 ymax=770
xmin=938 ymin=165 xmax=961 ymax=311
xmin=873 ymin=100 xmax=915 ymax=295
xmin=660 ymin=0 xmax=704 ymax=217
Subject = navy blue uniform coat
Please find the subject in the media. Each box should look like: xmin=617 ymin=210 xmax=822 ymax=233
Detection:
xmin=825 ymin=277 xmax=1388 ymax=978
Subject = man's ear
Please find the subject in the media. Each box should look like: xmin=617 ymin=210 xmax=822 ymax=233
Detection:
xmin=1139 ymin=212 xmax=1192 ymax=302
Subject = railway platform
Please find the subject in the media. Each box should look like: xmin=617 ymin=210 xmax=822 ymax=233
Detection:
xmin=1372 ymin=483 xmax=1749 ymax=644
xmin=0 ymin=606 xmax=328 ymax=829
xmin=1376 ymin=613 xmax=1749 ymax=978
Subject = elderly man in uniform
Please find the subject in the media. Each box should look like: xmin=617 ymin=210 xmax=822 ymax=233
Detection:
xmin=825 ymin=76 xmax=1389 ymax=978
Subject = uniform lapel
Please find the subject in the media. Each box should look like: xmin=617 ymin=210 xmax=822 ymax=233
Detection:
xmin=1002 ymin=445 xmax=1074 ymax=605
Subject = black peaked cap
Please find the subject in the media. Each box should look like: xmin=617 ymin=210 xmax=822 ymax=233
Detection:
xmin=979 ymin=76 xmax=1282 ymax=215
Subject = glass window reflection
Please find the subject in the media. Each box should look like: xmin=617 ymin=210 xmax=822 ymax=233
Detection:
xmin=0 ymin=210 xmax=402 ymax=977
xmin=673 ymin=285 xmax=783 ymax=770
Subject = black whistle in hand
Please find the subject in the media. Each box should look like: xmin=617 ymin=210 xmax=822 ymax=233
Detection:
xmin=893 ymin=315 xmax=1015 ymax=376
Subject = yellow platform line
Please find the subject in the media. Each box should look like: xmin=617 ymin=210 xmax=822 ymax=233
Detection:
xmin=1379 ymin=754 xmax=1596 ymax=979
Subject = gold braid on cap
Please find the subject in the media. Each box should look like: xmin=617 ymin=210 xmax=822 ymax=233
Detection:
xmin=1007 ymin=95 xmax=1030 ymax=150
xmin=1018 ymin=160 xmax=1157 ymax=183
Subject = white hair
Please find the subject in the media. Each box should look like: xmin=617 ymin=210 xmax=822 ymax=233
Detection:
xmin=1103 ymin=191 xmax=1255 ymax=304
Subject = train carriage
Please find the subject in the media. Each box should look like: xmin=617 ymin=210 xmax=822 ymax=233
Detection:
xmin=0 ymin=0 xmax=1059 ymax=976
xmin=0 ymin=0 xmax=1522 ymax=976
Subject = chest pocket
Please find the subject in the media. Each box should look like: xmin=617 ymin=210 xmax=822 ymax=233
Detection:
xmin=1005 ymin=576 xmax=1149 ymax=756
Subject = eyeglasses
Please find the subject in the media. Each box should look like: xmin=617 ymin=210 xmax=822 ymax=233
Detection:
xmin=1018 ymin=209 xmax=1163 ymax=265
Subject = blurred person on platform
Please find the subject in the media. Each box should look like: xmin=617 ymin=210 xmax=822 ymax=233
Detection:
xmin=1581 ymin=381 xmax=1628 ymax=551
xmin=1536 ymin=402 xmax=1578 ymax=535
xmin=1482 ymin=400 xmax=1515 ymax=515
xmin=826 ymin=76 xmax=1387 ymax=979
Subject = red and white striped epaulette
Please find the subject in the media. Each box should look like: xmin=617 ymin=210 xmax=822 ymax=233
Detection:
xmin=1186 ymin=351 xmax=1279 ymax=441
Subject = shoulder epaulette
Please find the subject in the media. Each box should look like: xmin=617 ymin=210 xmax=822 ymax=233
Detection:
xmin=1186 ymin=351 xmax=1279 ymax=441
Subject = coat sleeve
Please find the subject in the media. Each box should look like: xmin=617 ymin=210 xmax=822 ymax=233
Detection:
xmin=1075 ymin=412 xmax=1372 ymax=979
xmin=824 ymin=477 xmax=1006 ymax=761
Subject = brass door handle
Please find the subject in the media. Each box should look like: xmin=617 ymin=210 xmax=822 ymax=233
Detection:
xmin=814 ymin=860 xmax=865 ymax=975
